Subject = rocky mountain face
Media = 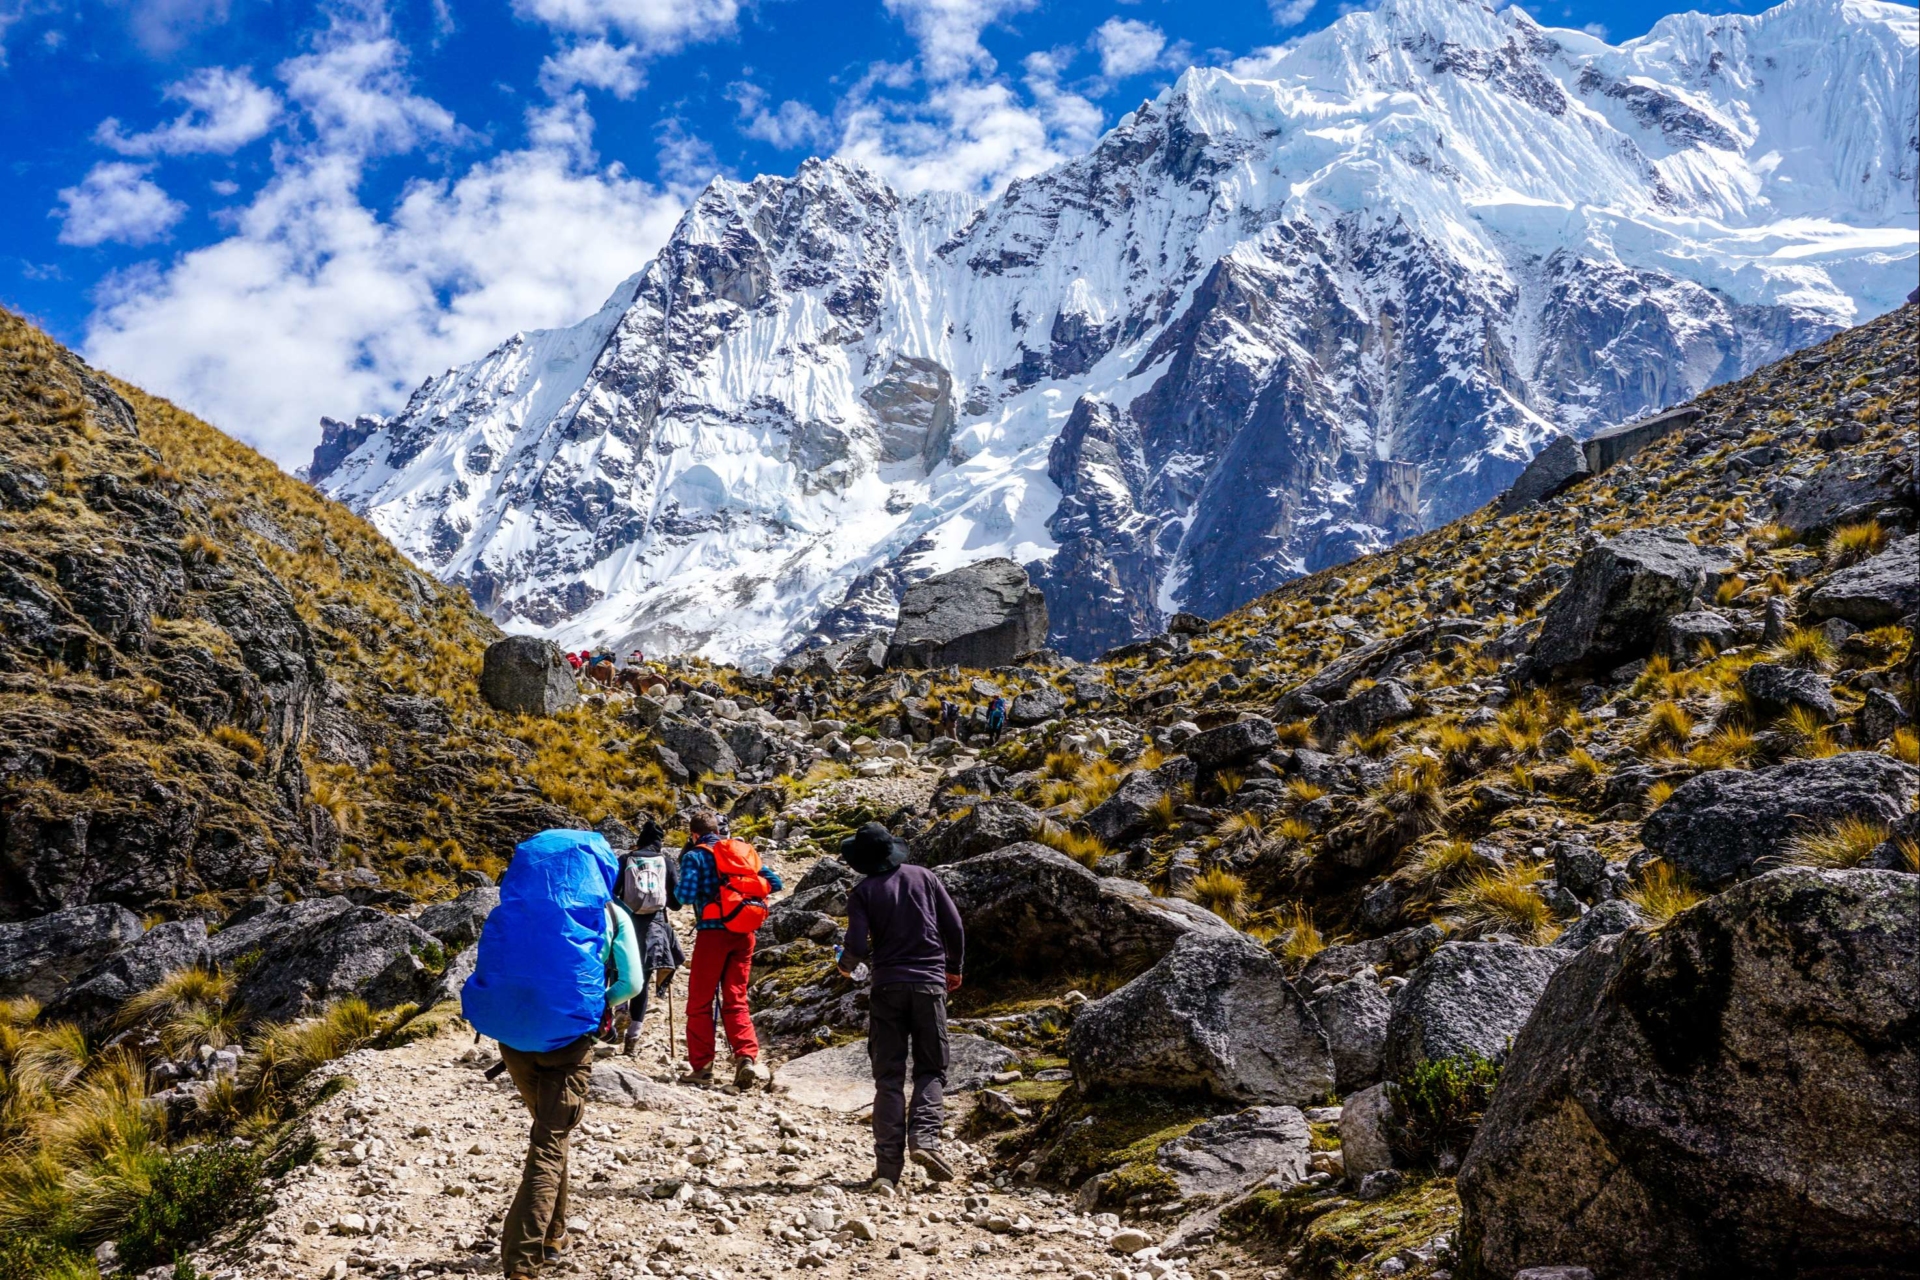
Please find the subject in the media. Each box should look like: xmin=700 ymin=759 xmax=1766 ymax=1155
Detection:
xmin=310 ymin=0 xmax=1919 ymax=667
xmin=0 ymin=311 xmax=671 ymax=924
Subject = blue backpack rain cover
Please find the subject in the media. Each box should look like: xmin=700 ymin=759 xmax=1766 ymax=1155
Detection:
xmin=462 ymin=829 xmax=619 ymax=1053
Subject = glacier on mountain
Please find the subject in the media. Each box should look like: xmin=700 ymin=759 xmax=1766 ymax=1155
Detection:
xmin=310 ymin=0 xmax=1920 ymax=666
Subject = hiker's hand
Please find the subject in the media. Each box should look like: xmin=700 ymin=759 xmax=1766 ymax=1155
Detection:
xmin=836 ymin=966 xmax=855 ymax=980
xmin=946 ymin=973 xmax=963 ymax=994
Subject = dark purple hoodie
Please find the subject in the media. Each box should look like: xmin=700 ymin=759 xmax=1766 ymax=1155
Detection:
xmin=842 ymin=863 xmax=965 ymax=989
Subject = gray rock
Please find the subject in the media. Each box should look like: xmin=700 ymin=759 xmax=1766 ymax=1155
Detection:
xmin=1499 ymin=434 xmax=1590 ymax=514
xmin=1551 ymin=899 xmax=1644 ymax=953
xmin=0 ymin=903 xmax=145 ymax=1003
xmin=1807 ymin=534 xmax=1920 ymax=626
xmin=1311 ymin=972 xmax=1391 ymax=1092
xmin=886 ymin=559 xmax=1049 ymax=670
xmin=229 ymin=902 xmax=444 ymax=1022
xmin=936 ymin=844 xmax=1233 ymax=984
xmin=1355 ymin=1169 xmax=1404 ymax=1201
xmin=792 ymin=856 xmax=856 ymax=895
xmin=1183 ymin=716 xmax=1278 ymax=772
xmin=414 ymin=887 xmax=499 ymax=953
xmin=1382 ymin=942 xmax=1566 ymax=1079
xmin=1166 ymin=612 xmax=1212 ymax=636
xmin=588 ymin=1060 xmax=680 ymax=1110
xmin=1007 ymin=685 xmax=1066 ymax=726
xmin=1740 ymin=662 xmax=1840 ymax=723
xmin=1865 ymin=812 xmax=1920 ymax=872
xmin=1313 ymin=679 xmax=1417 ymax=748
xmin=1642 ymin=753 xmax=1920 ymax=889
xmin=479 ymin=635 xmax=579 ymax=716
xmin=1776 ymin=458 xmax=1908 ymax=535
xmin=1513 ymin=1270 xmax=1595 ymax=1280
xmin=1340 ymin=1082 xmax=1396 ymax=1181
xmin=861 ymin=354 xmax=955 ymax=469
xmin=1664 ymin=610 xmax=1736 ymax=665
xmin=1082 ymin=757 xmax=1197 ymax=846
xmin=1458 ymin=869 xmax=1920 ymax=1279
xmin=656 ymin=717 xmax=739 ymax=778
xmin=911 ymin=799 xmax=1043 ymax=868
xmin=1296 ymin=923 xmax=1446 ymax=987
xmin=208 ymin=896 xmax=358 ymax=966
xmin=41 ymin=919 xmax=211 ymax=1029
xmin=722 ymin=719 xmax=777 ymax=768
xmin=1580 ymin=405 xmax=1701 ymax=473
xmin=1531 ymin=530 xmax=1734 ymax=673
xmin=1550 ymin=841 xmax=1614 ymax=905
xmin=1068 ymin=932 xmax=1334 ymax=1106
xmin=1155 ymin=1106 xmax=1312 ymax=1200
xmin=1858 ymin=689 xmax=1909 ymax=745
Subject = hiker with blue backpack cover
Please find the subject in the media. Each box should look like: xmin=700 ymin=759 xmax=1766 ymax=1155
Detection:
xmin=461 ymin=829 xmax=643 ymax=1280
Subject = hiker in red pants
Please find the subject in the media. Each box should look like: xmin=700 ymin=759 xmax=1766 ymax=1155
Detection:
xmin=675 ymin=809 xmax=781 ymax=1088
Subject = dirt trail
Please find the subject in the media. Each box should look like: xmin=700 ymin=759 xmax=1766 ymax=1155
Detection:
xmin=212 ymin=970 xmax=1260 ymax=1280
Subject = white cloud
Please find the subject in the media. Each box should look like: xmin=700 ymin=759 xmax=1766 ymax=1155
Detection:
xmin=539 ymin=38 xmax=646 ymax=98
xmin=513 ymin=0 xmax=740 ymax=53
xmin=882 ymin=0 xmax=1036 ymax=81
xmin=730 ymin=82 xmax=832 ymax=151
xmin=654 ymin=118 xmax=722 ymax=194
xmin=120 ymin=0 xmax=234 ymax=57
xmin=838 ymin=76 xmax=1083 ymax=197
xmin=96 ymin=65 xmax=280 ymax=156
xmin=78 ymin=20 xmax=687 ymax=468
xmin=1582 ymin=22 xmax=1608 ymax=39
xmin=1270 ymin=0 xmax=1317 ymax=27
xmin=1092 ymin=17 xmax=1165 ymax=79
xmin=53 ymin=162 xmax=186 ymax=246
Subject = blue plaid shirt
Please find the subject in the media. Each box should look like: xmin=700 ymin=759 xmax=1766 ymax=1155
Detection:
xmin=679 ymin=839 xmax=783 ymax=930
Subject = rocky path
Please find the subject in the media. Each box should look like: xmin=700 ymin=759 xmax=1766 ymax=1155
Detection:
xmin=218 ymin=997 xmax=1253 ymax=1280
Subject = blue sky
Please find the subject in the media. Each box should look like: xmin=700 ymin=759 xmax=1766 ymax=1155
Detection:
xmin=1 ymin=0 xmax=1775 ymax=465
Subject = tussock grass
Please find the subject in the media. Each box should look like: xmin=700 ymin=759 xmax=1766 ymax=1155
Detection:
xmin=1637 ymin=701 xmax=1695 ymax=753
xmin=1441 ymin=861 xmax=1555 ymax=944
xmin=1782 ymin=817 xmax=1890 ymax=869
xmin=1034 ymin=822 xmax=1109 ymax=869
xmin=1824 ymin=520 xmax=1887 ymax=568
xmin=1771 ymin=627 xmax=1834 ymax=672
xmin=1271 ymin=903 xmax=1325 ymax=966
xmin=1183 ymin=867 xmax=1249 ymax=925
xmin=1627 ymin=862 xmax=1703 ymax=925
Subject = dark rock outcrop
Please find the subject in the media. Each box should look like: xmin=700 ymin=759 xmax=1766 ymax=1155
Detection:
xmin=1156 ymin=1105 xmax=1312 ymax=1200
xmin=1081 ymin=757 xmax=1197 ymax=846
xmin=1068 ymin=932 xmax=1334 ymax=1106
xmin=885 ymin=559 xmax=1048 ymax=670
xmin=1739 ymin=661 xmax=1839 ymax=723
xmin=1530 ymin=530 xmax=1734 ymax=674
xmin=1382 ymin=941 xmax=1565 ymax=1078
xmin=1309 ymin=971 xmax=1391 ymax=1092
xmin=1806 ymin=534 xmax=1919 ymax=626
xmin=1458 ymin=869 xmax=1920 ymax=1280
xmin=1641 ymin=753 xmax=1920 ymax=889
xmin=1499 ymin=434 xmax=1589 ymax=514
xmin=935 ymin=844 xmax=1232 ymax=984
xmin=42 ymin=919 xmax=211 ymax=1029
xmin=910 ymin=799 xmax=1043 ymax=868
xmin=414 ymin=887 xmax=500 ymax=953
xmin=1313 ymin=679 xmax=1417 ymax=747
xmin=228 ymin=901 xmax=444 ymax=1022
xmin=1183 ymin=716 xmax=1278 ymax=772
xmin=0 ymin=903 xmax=145 ymax=1002
xmin=478 ymin=635 xmax=579 ymax=716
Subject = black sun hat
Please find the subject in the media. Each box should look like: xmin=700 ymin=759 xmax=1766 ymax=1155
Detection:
xmin=840 ymin=822 xmax=909 ymax=875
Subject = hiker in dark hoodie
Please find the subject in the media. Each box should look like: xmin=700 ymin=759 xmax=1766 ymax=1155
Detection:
xmin=837 ymin=822 xmax=965 ymax=1192
xmin=613 ymin=818 xmax=685 ymax=1057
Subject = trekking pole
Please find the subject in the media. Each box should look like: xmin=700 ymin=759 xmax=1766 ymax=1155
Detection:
xmin=667 ymin=985 xmax=677 ymax=1065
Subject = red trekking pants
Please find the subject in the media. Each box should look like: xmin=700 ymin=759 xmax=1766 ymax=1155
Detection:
xmin=686 ymin=929 xmax=758 ymax=1071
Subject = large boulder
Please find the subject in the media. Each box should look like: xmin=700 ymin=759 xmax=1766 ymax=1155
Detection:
xmin=1382 ymin=942 xmax=1565 ymax=1079
xmin=0 ymin=903 xmax=144 ymax=1003
xmin=1530 ymin=530 xmax=1734 ymax=674
xmin=1310 ymin=972 xmax=1392 ymax=1093
xmin=1313 ymin=680 xmax=1417 ymax=747
xmin=656 ymin=717 xmax=740 ymax=778
xmin=1068 ymin=932 xmax=1334 ymax=1106
xmin=1642 ymin=753 xmax=1920 ymax=890
xmin=936 ymin=844 xmax=1233 ymax=984
xmin=1499 ymin=434 xmax=1589 ymax=514
xmin=415 ymin=887 xmax=500 ymax=953
xmin=1551 ymin=899 xmax=1644 ymax=954
xmin=910 ymin=799 xmax=1043 ymax=868
xmin=42 ymin=919 xmax=211 ymax=1030
xmin=1458 ymin=869 xmax=1920 ymax=1279
xmin=1183 ymin=716 xmax=1278 ymax=772
xmin=479 ymin=635 xmax=579 ymax=716
xmin=1081 ymin=758 xmax=1197 ymax=846
xmin=1339 ymin=1083 xmax=1396 ymax=1180
xmin=1155 ymin=1106 xmax=1312 ymax=1200
xmin=885 ymin=559 xmax=1049 ymax=670
xmin=226 ymin=900 xmax=444 ymax=1022
xmin=1664 ymin=610 xmax=1737 ymax=665
xmin=1806 ymin=534 xmax=1920 ymax=626
xmin=1007 ymin=685 xmax=1066 ymax=726
xmin=1740 ymin=661 xmax=1840 ymax=723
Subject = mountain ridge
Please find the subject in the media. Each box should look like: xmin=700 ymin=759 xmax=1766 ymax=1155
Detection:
xmin=310 ymin=0 xmax=1919 ymax=668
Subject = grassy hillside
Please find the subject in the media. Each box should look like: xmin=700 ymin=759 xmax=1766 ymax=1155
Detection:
xmin=0 ymin=310 xmax=672 ymax=920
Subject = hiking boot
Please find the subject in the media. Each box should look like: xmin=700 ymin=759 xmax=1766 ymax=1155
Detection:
xmin=679 ymin=1065 xmax=714 ymax=1087
xmin=622 ymin=1036 xmax=639 ymax=1058
xmin=734 ymin=1056 xmax=769 ymax=1090
xmin=911 ymin=1147 xmax=958 ymax=1182
xmin=867 ymin=1174 xmax=898 ymax=1198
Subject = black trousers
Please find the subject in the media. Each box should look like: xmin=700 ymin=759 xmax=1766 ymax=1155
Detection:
xmin=868 ymin=984 xmax=949 ymax=1179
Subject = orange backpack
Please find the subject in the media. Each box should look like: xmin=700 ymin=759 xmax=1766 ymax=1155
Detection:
xmin=701 ymin=837 xmax=772 ymax=933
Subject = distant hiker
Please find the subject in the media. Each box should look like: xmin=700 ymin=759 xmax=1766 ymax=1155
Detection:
xmin=796 ymin=688 xmax=816 ymax=718
xmin=986 ymin=695 xmax=1007 ymax=744
xmin=628 ymin=648 xmax=645 ymax=665
xmin=613 ymin=817 xmax=685 ymax=1057
xmin=837 ymin=822 xmax=965 ymax=1192
xmin=677 ymin=809 xmax=781 ymax=1088
xmin=462 ymin=830 xmax=643 ymax=1280
xmin=938 ymin=699 xmax=959 ymax=737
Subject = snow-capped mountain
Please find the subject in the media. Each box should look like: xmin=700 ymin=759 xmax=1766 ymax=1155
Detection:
xmin=310 ymin=0 xmax=1919 ymax=666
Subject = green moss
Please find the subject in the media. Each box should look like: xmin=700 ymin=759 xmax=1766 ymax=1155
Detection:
xmin=1229 ymin=1174 xmax=1460 ymax=1279
xmin=1019 ymin=1087 xmax=1222 ymax=1188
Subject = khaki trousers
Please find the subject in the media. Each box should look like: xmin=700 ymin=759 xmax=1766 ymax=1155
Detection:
xmin=498 ymin=1036 xmax=594 ymax=1277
